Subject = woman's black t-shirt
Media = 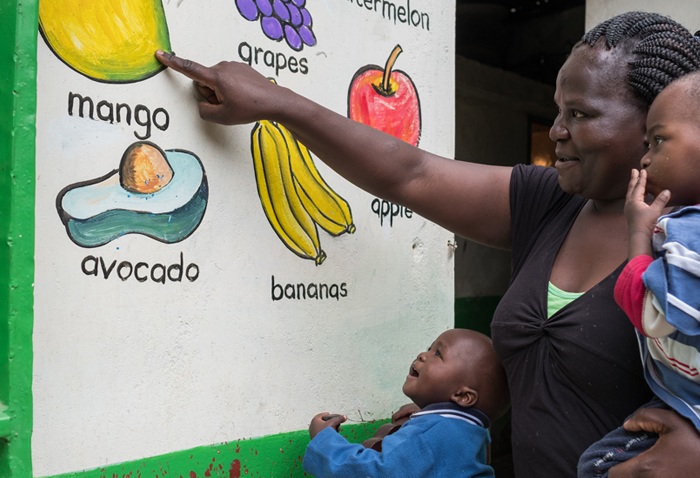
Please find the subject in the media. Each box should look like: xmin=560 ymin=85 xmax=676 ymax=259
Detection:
xmin=491 ymin=164 xmax=652 ymax=477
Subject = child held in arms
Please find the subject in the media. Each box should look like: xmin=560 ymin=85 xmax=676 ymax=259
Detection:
xmin=578 ymin=69 xmax=700 ymax=477
xmin=302 ymin=328 xmax=509 ymax=477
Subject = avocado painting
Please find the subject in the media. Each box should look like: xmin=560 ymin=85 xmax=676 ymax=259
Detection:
xmin=39 ymin=0 xmax=171 ymax=83
xmin=56 ymin=141 xmax=208 ymax=247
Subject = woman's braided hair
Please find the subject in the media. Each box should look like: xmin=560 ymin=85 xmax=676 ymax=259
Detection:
xmin=579 ymin=11 xmax=700 ymax=105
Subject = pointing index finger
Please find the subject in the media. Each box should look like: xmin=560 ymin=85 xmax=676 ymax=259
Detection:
xmin=155 ymin=50 xmax=214 ymax=85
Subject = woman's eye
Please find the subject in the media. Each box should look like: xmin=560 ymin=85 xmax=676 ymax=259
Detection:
xmin=572 ymin=110 xmax=585 ymax=118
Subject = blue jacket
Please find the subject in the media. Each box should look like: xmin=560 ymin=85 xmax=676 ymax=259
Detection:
xmin=641 ymin=205 xmax=700 ymax=431
xmin=302 ymin=402 xmax=494 ymax=477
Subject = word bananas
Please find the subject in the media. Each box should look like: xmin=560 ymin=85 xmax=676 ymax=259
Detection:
xmin=250 ymin=120 xmax=355 ymax=265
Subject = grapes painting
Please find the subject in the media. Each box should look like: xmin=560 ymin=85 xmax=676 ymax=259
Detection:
xmin=235 ymin=0 xmax=316 ymax=51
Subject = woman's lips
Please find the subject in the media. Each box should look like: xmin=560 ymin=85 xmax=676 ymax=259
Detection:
xmin=555 ymin=157 xmax=580 ymax=169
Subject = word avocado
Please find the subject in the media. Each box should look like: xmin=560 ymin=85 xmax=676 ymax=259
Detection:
xmin=81 ymin=252 xmax=199 ymax=283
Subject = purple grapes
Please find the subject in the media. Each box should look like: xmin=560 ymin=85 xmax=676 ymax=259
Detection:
xmin=261 ymin=16 xmax=284 ymax=40
xmin=255 ymin=0 xmax=273 ymax=16
xmin=235 ymin=0 xmax=259 ymax=21
xmin=235 ymin=0 xmax=316 ymax=51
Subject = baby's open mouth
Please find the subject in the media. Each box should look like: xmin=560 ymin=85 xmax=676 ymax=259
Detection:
xmin=409 ymin=365 xmax=419 ymax=377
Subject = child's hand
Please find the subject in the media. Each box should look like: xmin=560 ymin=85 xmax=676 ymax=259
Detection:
xmin=309 ymin=412 xmax=347 ymax=438
xmin=624 ymin=169 xmax=670 ymax=258
xmin=392 ymin=403 xmax=419 ymax=422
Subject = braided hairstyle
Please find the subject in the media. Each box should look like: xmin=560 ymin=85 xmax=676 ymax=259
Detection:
xmin=579 ymin=11 xmax=700 ymax=105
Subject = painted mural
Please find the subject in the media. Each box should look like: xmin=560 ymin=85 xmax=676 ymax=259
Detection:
xmin=31 ymin=0 xmax=454 ymax=476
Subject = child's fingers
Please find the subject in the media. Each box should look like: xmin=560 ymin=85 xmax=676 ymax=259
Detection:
xmin=628 ymin=168 xmax=650 ymax=203
xmin=650 ymin=189 xmax=671 ymax=212
xmin=626 ymin=169 xmax=640 ymax=202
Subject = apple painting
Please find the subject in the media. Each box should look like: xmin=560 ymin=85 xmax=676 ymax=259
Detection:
xmin=347 ymin=45 xmax=421 ymax=146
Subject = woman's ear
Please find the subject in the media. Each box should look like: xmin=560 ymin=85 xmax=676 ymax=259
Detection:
xmin=451 ymin=386 xmax=478 ymax=408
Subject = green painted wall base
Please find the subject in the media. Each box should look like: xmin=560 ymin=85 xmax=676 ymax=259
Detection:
xmin=43 ymin=420 xmax=388 ymax=478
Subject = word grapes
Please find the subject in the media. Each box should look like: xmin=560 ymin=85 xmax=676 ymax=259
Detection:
xmin=238 ymin=41 xmax=309 ymax=76
xmin=235 ymin=0 xmax=316 ymax=51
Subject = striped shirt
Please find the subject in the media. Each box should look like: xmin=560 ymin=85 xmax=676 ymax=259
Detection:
xmin=614 ymin=205 xmax=700 ymax=431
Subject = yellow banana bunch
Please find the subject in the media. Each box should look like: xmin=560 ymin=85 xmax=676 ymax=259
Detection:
xmin=250 ymin=120 xmax=355 ymax=264
xmin=279 ymin=126 xmax=356 ymax=236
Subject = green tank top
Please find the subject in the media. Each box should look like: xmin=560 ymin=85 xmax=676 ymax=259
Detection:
xmin=547 ymin=281 xmax=584 ymax=318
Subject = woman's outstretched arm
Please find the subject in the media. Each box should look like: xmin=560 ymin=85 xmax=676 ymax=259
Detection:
xmin=156 ymin=51 xmax=514 ymax=249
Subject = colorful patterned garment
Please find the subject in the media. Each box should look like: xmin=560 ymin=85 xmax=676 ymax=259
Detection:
xmin=615 ymin=204 xmax=700 ymax=431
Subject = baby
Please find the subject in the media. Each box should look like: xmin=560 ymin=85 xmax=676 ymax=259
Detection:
xmin=302 ymin=328 xmax=509 ymax=477
xmin=579 ymin=69 xmax=700 ymax=477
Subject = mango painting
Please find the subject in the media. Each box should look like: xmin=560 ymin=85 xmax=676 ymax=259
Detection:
xmin=39 ymin=0 xmax=171 ymax=83
xmin=56 ymin=141 xmax=208 ymax=247
xmin=251 ymin=119 xmax=355 ymax=265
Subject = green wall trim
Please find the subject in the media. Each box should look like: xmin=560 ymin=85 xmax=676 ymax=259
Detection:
xmin=0 ymin=0 xmax=38 ymax=476
xmin=41 ymin=421 xmax=388 ymax=478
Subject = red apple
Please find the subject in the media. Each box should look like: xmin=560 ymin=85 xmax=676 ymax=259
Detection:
xmin=347 ymin=45 xmax=421 ymax=146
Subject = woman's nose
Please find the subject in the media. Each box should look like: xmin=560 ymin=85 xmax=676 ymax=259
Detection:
xmin=549 ymin=116 xmax=570 ymax=142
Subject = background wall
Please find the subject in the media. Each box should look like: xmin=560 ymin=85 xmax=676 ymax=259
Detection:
xmin=30 ymin=1 xmax=455 ymax=476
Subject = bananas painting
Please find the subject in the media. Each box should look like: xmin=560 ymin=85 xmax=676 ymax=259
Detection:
xmin=251 ymin=120 xmax=355 ymax=265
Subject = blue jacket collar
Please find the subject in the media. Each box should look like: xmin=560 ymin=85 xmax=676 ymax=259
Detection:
xmin=411 ymin=401 xmax=491 ymax=428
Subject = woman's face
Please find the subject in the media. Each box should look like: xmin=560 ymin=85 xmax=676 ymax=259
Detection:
xmin=550 ymin=44 xmax=648 ymax=201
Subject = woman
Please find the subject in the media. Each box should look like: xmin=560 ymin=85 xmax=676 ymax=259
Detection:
xmin=156 ymin=11 xmax=700 ymax=477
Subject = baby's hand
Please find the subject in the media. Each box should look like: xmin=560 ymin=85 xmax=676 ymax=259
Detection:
xmin=309 ymin=412 xmax=347 ymax=438
xmin=624 ymin=169 xmax=670 ymax=258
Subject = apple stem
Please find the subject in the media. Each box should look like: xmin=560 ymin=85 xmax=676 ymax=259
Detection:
xmin=381 ymin=44 xmax=403 ymax=93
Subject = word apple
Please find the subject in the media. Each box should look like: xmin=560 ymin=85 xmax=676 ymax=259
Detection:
xmin=347 ymin=45 xmax=421 ymax=146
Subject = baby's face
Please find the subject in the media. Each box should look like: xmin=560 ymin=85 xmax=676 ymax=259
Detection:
xmin=642 ymin=79 xmax=700 ymax=206
xmin=402 ymin=329 xmax=475 ymax=409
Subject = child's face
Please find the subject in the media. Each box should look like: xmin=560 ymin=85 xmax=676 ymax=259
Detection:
xmin=402 ymin=329 xmax=475 ymax=409
xmin=642 ymin=78 xmax=700 ymax=205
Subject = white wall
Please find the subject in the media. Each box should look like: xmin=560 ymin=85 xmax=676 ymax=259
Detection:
xmin=32 ymin=1 xmax=455 ymax=474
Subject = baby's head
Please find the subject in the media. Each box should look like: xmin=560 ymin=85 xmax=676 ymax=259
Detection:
xmin=402 ymin=328 xmax=509 ymax=421
xmin=642 ymin=69 xmax=700 ymax=206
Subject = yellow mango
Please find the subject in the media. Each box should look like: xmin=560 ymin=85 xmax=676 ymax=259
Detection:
xmin=39 ymin=0 xmax=171 ymax=83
